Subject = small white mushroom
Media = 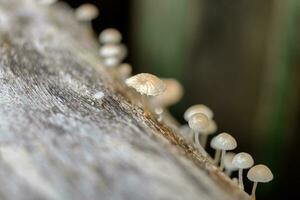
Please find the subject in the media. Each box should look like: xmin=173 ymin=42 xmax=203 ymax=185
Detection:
xmin=118 ymin=63 xmax=132 ymax=80
xmin=200 ymin=119 xmax=217 ymax=148
xmin=99 ymin=44 xmax=124 ymax=59
xmin=223 ymin=152 xmax=238 ymax=176
xmin=179 ymin=125 xmax=194 ymax=144
xmin=247 ymin=164 xmax=273 ymax=200
xmin=36 ymin=0 xmax=57 ymax=5
xmin=184 ymin=104 xmax=214 ymax=121
xmin=125 ymin=73 xmax=166 ymax=115
xmin=99 ymin=28 xmax=122 ymax=44
xmin=188 ymin=113 xmax=209 ymax=156
xmin=212 ymin=132 xmax=237 ymax=170
xmin=210 ymin=136 xmax=221 ymax=164
xmin=232 ymin=152 xmax=254 ymax=189
xmin=150 ymin=78 xmax=183 ymax=122
xmin=75 ymin=4 xmax=99 ymax=22
xmin=102 ymin=57 xmax=121 ymax=68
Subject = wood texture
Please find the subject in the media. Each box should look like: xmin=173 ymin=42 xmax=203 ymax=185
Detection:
xmin=0 ymin=1 xmax=248 ymax=199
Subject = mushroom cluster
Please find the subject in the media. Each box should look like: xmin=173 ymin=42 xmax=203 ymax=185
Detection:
xmin=62 ymin=2 xmax=274 ymax=198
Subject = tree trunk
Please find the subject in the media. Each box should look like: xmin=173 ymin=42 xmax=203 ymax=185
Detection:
xmin=0 ymin=1 xmax=248 ymax=200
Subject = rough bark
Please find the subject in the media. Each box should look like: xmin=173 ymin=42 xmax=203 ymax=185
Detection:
xmin=0 ymin=1 xmax=248 ymax=200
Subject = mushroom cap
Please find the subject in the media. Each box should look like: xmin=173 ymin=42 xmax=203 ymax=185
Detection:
xmin=184 ymin=104 xmax=213 ymax=121
xmin=102 ymin=57 xmax=121 ymax=68
xmin=36 ymin=0 xmax=57 ymax=5
xmin=211 ymin=132 xmax=237 ymax=150
xmin=125 ymin=73 xmax=166 ymax=96
xmin=247 ymin=164 xmax=273 ymax=183
xmin=99 ymin=28 xmax=122 ymax=44
xmin=202 ymin=119 xmax=217 ymax=136
xmin=232 ymin=152 xmax=254 ymax=169
xmin=99 ymin=44 xmax=124 ymax=58
xmin=224 ymin=152 xmax=238 ymax=171
xmin=188 ymin=113 xmax=209 ymax=133
xmin=118 ymin=63 xmax=132 ymax=79
xmin=150 ymin=78 xmax=183 ymax=108
xmin=75 ymin=4 xmax=99 ymax=21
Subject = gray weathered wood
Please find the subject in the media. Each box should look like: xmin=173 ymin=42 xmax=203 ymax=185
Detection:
xmin=0 ymin=1 xmax=248 ymax=200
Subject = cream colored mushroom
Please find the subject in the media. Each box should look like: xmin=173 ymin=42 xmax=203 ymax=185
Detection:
xmin=36 ymin=0 xmax=57 ymax=5
xmin=212 ymin=132 xmax=237 ymax=170
xmin=184 ymin=104 xmax=214 ymax=121
xmin=247 ymin=164 xmax=273 ymax=200
xmin=200 ymin=119 xmax=217 ymax=149
xmin=125 ymin=73 xmax=166 ymax=115
xmin=102 ymin=57 xmax=121 ymax=68
xmin=232 ymin=152 xmax=254 ymax=189
xmin=99 ymin=28 xmax=122 ymax=44
xmin=188 ymin=113 xmax=209 ymax=156
xmin=179 ymin=125 xmax=194 ymax=144
xmin=75 ymin=4 xmax=99 ymax=22
xmin=150 ymin=78 xmax=183 ymax=122
xmin=210 ymin=136 xmax=221 ymax=164
xmin=118 ymin=63 xmax=132 ymax=80
xmin=223 ymin=152 xmax=238 ymax=176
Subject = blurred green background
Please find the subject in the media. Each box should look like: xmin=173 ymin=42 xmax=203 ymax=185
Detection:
xmin=66 ymin=0 xmax=300 ymax=199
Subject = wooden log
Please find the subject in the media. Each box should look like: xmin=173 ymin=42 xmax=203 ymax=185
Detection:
xmin=0 ymin=1 xmax=248 ymax=199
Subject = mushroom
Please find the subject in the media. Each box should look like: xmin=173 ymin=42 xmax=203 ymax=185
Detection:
xmin=75 ymin=4 xmax=99 ymax=22
xmin=188 ymin=113 xmax=209 ymax=155
xmin=212 ymin=132 xmax=237 ymax=170
xmin=99 ymin=44 xmax=127 ymax=68
xmin=179 ymin=125 xmax=194 ymax=144
xmin=36 ymin=0 xmax=57 ymax=5
xmin=99 ymin=28 xmax=122 ymax=44
xmin=150 ymin=78 xmax=183 ymax=121
xmin=184 ymin=104 xmax=214 ymax=121
xmin=247 ymin=164 xmax=273 ymax=200
xmin=118 ymin=63 xmax=132 ymax=80
xmin=223 ymin=152 xmax=238 ymax=176
xmin=125 ymin=73 xmax=166 ymax=115
xmin=102 ymin=57 xmax=121 ymax=68
xmin=232 ymin=152 xmax=254 ymax=189
xmin=200 ymin=119 xmax=217 ymax=148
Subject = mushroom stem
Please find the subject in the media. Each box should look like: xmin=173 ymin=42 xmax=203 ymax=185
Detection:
xmin=141 ymin=95 xmax=150 ymax=116
xmin=214 ymin=149 xmax=221 ymax=164
xmin=238 ymin=168 xmax=244 ymax=189
xmin=251 ymin=182 xmax=258 ymax=200
xmin=194 ymin=132 xmax=207 ymax=156
xmin=219 ymin=150 xmax=226 ymax=170
xmin=200 ymin=134 xmax=208 ymax=149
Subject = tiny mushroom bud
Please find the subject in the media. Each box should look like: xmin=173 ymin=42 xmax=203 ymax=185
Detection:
xmin=36 ymin=0 xmax=57 ymax=5
xmin=99 ymin=44 xmax=124 ymax=59
xmin=188 ymin=113 xmax=209 ymax=156
xmin=200 ymin=119 xmax=217 ymax=149
xmin=212 ymin=132 xmax=237 ymax=170
xmin=247 ymin=164 xmax=273 ymax=200
xmin=99 ymin=28 xmax=122 ymax=44
xmin=75 ymin=4 xmax=99 ymax=22
xmin=179 ymin=125 xmax=194 ymax=144
xmin=125 ymin=73 xmax=166 ymax=115
xmin=102 ymin=57 xmax=121 ymax=68
xmin=223 ymin=152 xmax=238 ymax=176
xmin=184 ymin=104 xmax=214 ymax=121
xmin=150 ymin=78 xmax=183 ymax=121
xmin=118 ymin=63 xmax=132 ymax=80
xmin=232 ymin=152 xmax=254 ymax=190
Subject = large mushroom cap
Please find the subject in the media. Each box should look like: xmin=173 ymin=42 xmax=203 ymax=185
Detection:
xmin=202 ymin=119 xmax=217 ymax=135
xmin=212 ymin=132 xmax=237 ymax=150
xmin=75 ymin=4 xmax=99 ymax=21
xmin=224 ymin=152 xmax=238 ymax=171
xmin=150 ymin=78 xmax=183 ymax=108
xmin=99 ymin=28 xmax=122 ymax=44
xmin=247 ymin=164 xmax=273 ymax=183
xmin=232 ymin=152 xmax=254 ymax=169
xmin=184 ymin=104 xmax=213 ymax=121
xmin=125 ymin=73 xmax=166 ymax=96
xmin=188 ymin=113 xmax=209 ymax=132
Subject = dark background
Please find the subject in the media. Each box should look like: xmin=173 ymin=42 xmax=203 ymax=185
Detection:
xmin=64 ymin=0 xmax=300 ymax=199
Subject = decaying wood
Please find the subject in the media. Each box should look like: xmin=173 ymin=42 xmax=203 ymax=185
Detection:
xmin=0 ymin=1 xmax=249 ymax=200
